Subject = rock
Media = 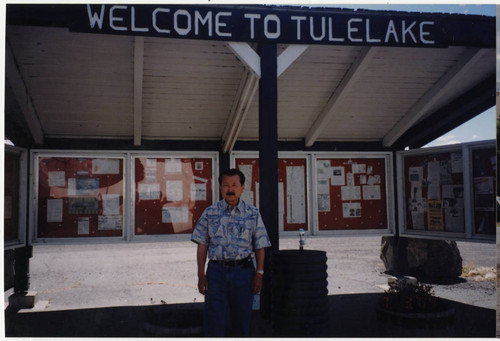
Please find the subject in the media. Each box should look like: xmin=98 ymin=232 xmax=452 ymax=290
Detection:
xmin=381 ymin=237 xmax=463 ymax=279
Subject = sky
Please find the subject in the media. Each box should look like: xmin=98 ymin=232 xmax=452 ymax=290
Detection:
xmin=329 ymin=4 xmax=495 ymax=16
xmin=423 ymin=108 xmax=496 ymax=147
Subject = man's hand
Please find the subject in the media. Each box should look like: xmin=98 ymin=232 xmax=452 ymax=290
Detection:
xmin=196 ymin=244 xmax=209 ymax=295
xmin=252 ymin=248 xmax=265 ymax=294
xmin=198 ymin=274 xmax=208 ymax=295
xmin=252 ymin=272 xmax=263 ymax=294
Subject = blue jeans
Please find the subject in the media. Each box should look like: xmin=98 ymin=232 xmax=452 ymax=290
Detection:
xmin=204 ymin=261 xmax=254 ymax=336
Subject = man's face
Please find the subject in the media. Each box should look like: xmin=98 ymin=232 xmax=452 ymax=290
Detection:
xmin=220 ymin=174 xmax=245 ymax=207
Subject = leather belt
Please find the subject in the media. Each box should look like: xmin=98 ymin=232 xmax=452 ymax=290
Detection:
xmin=211 ymin=256 xmax=252 ymax=267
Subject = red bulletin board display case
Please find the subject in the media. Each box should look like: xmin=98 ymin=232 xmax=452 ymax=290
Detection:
xmin=232 ymin=153 xmax=309 ymax=233
xmin=4 ymin=145 xmax=28 ymax=248
xmin=34 ymin=153 xmax=126 ymax=239
xmin=397 ymin=140 xmax=496 ymax=242
xmin=313 ymin=152 xmax=394 ymax=233
xmin=133 ymin=153 xmax=217 ymax=235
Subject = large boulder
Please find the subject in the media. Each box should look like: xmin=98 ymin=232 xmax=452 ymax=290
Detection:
xmin=381 ymin=237 xmax=462 ymax=279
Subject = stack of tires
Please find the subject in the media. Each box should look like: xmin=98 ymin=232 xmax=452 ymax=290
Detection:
xmin=271 ymin=250 xmax=329 ymax=337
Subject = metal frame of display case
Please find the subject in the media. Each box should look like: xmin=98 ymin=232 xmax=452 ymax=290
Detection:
xmin=396 ymin=140 xmax=496 ymax=242
xmin=4 ymin=144 xmax=28 ymax=249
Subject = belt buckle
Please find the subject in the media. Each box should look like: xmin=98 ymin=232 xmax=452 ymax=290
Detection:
xmin=220 ymin=259 xmax=235 ymax=267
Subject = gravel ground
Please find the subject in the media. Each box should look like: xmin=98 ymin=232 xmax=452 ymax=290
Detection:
xmin=6 ymin=234 xmax=495 ymax=313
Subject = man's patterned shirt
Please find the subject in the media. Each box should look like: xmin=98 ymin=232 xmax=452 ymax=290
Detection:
xmin=191 ymin=199 xmax=271 ymax=261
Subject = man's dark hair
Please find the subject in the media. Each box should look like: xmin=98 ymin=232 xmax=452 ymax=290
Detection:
xmin=218 ymin=168 xmax=245 ymax=186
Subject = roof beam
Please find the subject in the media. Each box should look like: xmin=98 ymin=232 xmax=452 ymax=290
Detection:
xmin=277 ymin=45 xmax=308 ymax=77
xmin=305 ymin=46 xmax=375 ymax=147
xmin=222 ymin=69 xmax=259 ymax=153
xmin=396 ymin=75 xmax=495 ymax=149
xmin=222 ymin=70 xmax=248 ymax=148
xmin=133 ymin=36 xmax=144 ymax=146
xmin=5 ymin=41 xmax=44 ymax=145
xmin=223 ymin=43 xmax=260 ymax=153
xmin=227 ymin=42 xmax=261 ymax=77
xmin=228 ymin=42 xmax=309 ymax=79
xmin=382 ymin=47 xmax=486 ymax=147
xmin=223 ymin=43 xmax=309 ymax=153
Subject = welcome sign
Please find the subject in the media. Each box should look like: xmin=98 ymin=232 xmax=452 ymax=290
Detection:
xmin=71 ymin=4 xmax=446 ymax=47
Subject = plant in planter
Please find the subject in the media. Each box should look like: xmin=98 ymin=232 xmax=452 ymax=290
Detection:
xmin=382 ymin=278 xmax=442 ymax=313
xmin=376 ymin=277 xmax=455 ymax=337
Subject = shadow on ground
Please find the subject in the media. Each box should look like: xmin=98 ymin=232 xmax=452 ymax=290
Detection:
xmin=5 ymin=293 xmax=495 ymax=337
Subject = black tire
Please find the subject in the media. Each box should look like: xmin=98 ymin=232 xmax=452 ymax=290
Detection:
xmin=270 ymin=249 xmax=329 ymax=337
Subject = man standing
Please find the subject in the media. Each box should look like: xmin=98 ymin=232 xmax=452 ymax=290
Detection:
xmin=191 ymin=168 xmax=271 ymax=336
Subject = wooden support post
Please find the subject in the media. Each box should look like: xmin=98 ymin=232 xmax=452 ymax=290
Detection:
xmin=258 ymin=43 xmax=278 ymax=317
xmin=258 ymin=43 xmax=279 ymax=251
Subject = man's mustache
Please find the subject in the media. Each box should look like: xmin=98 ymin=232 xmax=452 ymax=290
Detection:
xmin=226 ymin=192 xmax=236 ymax=196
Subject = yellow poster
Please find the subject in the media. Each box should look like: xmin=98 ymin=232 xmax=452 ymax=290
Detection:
xmin=427 ymin=200 xmax=443 ymax=231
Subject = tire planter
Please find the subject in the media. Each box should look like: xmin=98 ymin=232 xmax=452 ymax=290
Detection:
xmin=376 ymin=304 xmax=455 ymax=337
xmin=271 ymin=250 xmax=329 ymax=337
xmin=143 ymin=305 xmax=203 ymax=337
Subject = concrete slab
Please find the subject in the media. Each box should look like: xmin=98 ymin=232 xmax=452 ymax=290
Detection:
xmin=8 ymin=291 xmax=37 ymax=309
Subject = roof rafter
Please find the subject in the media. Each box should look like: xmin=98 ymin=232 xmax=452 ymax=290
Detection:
xmin=223 ymin=43 xmax=309 ymax=153
xmin=382 ymin=47 xmax=486 ymax=147
xmin=277 ymin=45 xmax=309 ymax=77
xmin=222 ymin=69 xmax=259 ymax=153
xmin=396 ymin=75 xmax=495 ymax=149
xmin=227 ymin=42 xmax=261 ymax=77
xmin=5 ymin=40 xmax=44 ymax=145
xmin=304 ymin=46 xmax=375 ymax=147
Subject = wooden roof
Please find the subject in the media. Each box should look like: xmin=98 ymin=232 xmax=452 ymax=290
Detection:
xmin=5 ymin=5 xmax=496 ymax=150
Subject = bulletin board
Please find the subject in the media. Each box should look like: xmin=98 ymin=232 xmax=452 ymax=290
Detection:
xmin=4 ymin=145 xmax=27 ymax=248
xmin=36 ymin=155 xmax=125 ymax=238
xmin=315 ymin=155 xmax=390 ymax=231
xmin=397 ymin=140 xmax=496 ymax=241
xmin=232 ymin=154 xmax=309 ymax=232
xmin=470 ymin=145 xmax=496 ymax=236
xmin=400 ymin=148 xmax=464 ymax=233
xmin=134 ymin=156 xmax=215 ymax=235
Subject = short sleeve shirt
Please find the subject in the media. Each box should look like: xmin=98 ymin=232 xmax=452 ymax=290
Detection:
xmin=191 ymin=199 xmax=271 ymax=261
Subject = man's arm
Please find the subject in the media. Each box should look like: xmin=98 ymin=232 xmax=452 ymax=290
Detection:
xmin=196 ymin=243 xmax=209 ymax=295
xmin=252 ymin=247 xmax=265 ymax=294
xmin=255 ymin=247 xmax=265 ymax=272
